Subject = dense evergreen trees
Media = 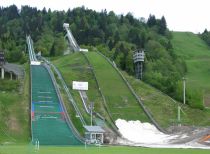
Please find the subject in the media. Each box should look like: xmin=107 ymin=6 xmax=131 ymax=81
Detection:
xmin=0 ymin=5 xmax=188 ymax=105
xmin=200 ymin=29 xmax=210 ymax=46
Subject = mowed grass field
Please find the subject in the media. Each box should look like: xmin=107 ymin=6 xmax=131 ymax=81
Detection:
xmin=0 ymin=64 xmax=30 ymax=144
xmin=172 ymin=32 xmax=210 ymax=107
xmin=0 ymin=145 xmax=209 ymax=154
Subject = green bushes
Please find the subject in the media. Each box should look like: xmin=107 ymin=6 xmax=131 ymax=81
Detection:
xmin=0 ymin=80 xmax=20 ymax=92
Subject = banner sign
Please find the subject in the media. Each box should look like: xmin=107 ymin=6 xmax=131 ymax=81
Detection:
xmin=72 ymin=81 xmax=88 ymax=90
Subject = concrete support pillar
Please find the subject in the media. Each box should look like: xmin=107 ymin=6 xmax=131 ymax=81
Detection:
xmin=101 ymin=133 xmax=104 ymax=144
xmin=1 ymin=67 xmax=4 ymax=79
xmin=10 ymin=72 xmax=12 ymax=80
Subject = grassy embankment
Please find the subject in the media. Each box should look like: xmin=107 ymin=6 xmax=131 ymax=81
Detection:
xmin=52 ymin=52 xmax=150 ymax=126
xmin=123 ymin=72 xmax=210 ymax=128
xmin=52 ymin=53 xmax=108 ymax=134
xmin=85 ymin=51 xmax=210 ymax=128
xmin=172 ymin=32 xmax=210 ymax=108
xmin=0 ymin=64 xmax=30 ymax=144
xmin=53 ymin=51 xmax=210 ymax=129
xmin=84 ymin=52 xmax=149 ymax=122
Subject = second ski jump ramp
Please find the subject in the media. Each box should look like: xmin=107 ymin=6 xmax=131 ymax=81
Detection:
xmin=27 ymin=35 xmax=83 ymax=145
xmin=31 ymin=65 xmax=82 ymax=145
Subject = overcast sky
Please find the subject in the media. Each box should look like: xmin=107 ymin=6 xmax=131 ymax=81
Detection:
xmin=1 ymin=0 xmax=210 ymax=33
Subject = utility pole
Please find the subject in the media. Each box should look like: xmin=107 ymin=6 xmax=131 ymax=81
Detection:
xmin=90 ymin=102 xmax=94 ymax=126
xmin=183 ymin=77 xmax=186 ymax=105
xmin=178 ymin=106 xmax=181 ymax=126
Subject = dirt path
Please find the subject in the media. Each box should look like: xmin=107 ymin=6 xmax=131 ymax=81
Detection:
xmin=167 ymin=126 xmax=210 ymax=145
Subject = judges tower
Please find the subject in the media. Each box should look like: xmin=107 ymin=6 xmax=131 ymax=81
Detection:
xmin=133 ymin=49 xmax=145 ymax=80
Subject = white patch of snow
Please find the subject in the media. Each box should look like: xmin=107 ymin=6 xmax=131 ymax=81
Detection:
xmin=115 ymin=119 xmax=176 ymax=144
xmin=115 ymin=119 xmax=210 ymax=149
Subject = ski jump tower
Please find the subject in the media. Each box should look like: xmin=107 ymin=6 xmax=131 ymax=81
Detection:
xmin=133 ymin=49 xmax=145 ymax=80
xmin=63 ymin=23 xmax=88 ymax=53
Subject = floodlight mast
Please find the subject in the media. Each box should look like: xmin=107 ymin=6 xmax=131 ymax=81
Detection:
xmin=183 ymin=77 xmax=186 ymax=105
xmin=178 ymin=106 xmax=181 ymax=125
xmin=90 ymin=102 xmax=94 ymax=126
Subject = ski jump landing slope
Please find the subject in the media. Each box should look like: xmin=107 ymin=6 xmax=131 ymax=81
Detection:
xmin=31 ymin=64 xmax=82 ymax=145
xmin=84 ymin=52 xmax=150 ymax=122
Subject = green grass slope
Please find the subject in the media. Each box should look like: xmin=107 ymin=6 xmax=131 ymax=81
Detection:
xmin=172 ymin=32 xmax=210 ymax=108
xmin=123 ymin=72 xmax=210 ymax=128
xmin=85 ymin=52 xmax=149 ymax=122
xmin=53 ymin=52 xmax=149 ymax=126
xmin=52 ymin=53 xmax=109 ymax=130
xmin=53 ymin=51 xmax=210 ymax=131
xmin=0 ymin=65 xmax=30 ymax=144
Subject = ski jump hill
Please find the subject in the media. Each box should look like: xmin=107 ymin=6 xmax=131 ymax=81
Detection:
xmin=24 ymin=24 xmax=210 ymax=146
xmin=26 ymin=23 xmax=164 ymax=145
xmin=27 ymin=35 xmax=82 ymax=145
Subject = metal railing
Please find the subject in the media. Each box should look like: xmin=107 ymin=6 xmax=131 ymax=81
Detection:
xmin=26 ymin=35 xmax=35 ymax=143
xmin=79 ymin=90 xmax=91 ymax=114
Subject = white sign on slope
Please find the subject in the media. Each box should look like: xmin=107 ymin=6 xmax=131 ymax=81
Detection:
xmin=72 ymin=81 xmax=88 ymax=90
xmin=31 ymin=61 xmax=41 ymax=65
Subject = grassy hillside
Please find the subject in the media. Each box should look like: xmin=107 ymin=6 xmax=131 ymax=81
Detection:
xmin=85 ymin=52 xmax=149 ymax=122
xmin=123 ymin=72 xmax=210 ymax=128
xmin=172 ymin=32 xmax=210 ymax=108
xmin=53 ymin=52 xmax=150 ymax=125
xmin=53 ymin=52 xmax=210 ymax=130
xmin=52 ymin=53 xmax=112 ymax=128
xmin=0 ymin=64 xmax=30 ymax=144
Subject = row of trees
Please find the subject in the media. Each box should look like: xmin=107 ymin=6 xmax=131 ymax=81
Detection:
xmin=0 ymin=5 xmax=191 ymax=107
xmin=200 ymin=29 xmax=210 ymax=46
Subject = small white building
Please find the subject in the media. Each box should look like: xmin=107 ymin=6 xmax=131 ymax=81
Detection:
xmin=84 ymin=125 xmax=105 ymax=144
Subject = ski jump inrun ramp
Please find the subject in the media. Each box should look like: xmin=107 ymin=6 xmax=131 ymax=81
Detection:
xmin=27 ymin=35 xmax=82 ymax=145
